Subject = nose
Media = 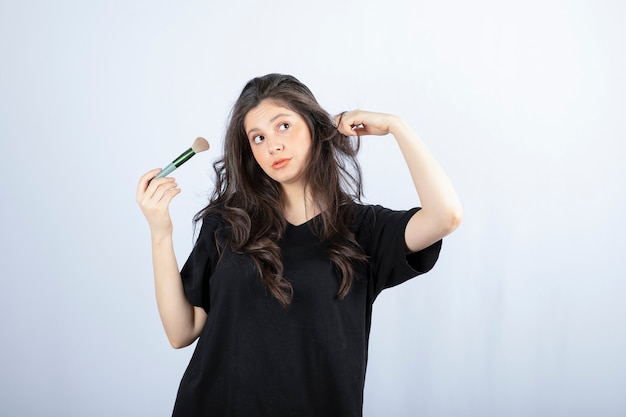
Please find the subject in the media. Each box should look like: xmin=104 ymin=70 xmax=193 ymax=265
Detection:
xmin=267 ymin=135 xmax=284 ymax=154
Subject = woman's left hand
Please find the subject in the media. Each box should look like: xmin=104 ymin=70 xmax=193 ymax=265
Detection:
xmin=336 ymin=109 xmax=463 ymax=253
xmin=334 ymin=110 xmax=400 ymax=137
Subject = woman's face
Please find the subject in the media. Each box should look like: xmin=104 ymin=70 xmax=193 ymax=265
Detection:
xmin=244 ymin=99 xmax=312 ymax=189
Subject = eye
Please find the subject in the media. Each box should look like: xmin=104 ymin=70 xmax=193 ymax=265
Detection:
xmin=278 ymin=122 xmax=290 ymax=131
xmin=252 ymin=135 xmax=264 ymax=144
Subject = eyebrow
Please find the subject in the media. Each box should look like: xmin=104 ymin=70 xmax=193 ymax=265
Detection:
xmin=246 ymin=113 xmax=293 ymax=136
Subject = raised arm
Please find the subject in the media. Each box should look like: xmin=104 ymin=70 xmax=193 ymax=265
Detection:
xmin=136 ymin=169 xmax=207 ymax=348
xmin=335 ymin=111 xmax=463 ymax=252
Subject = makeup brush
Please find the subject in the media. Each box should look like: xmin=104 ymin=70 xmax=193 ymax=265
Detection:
xmin=154 ymin=137 xmax=210 ymax=179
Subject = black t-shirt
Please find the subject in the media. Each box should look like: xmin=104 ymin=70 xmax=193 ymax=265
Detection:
xmin=174 ymin=204 xmax=442 ymax=417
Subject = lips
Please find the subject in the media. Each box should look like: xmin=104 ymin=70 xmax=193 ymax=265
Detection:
xmin=272 ymin=158 xmax=291 ymax=169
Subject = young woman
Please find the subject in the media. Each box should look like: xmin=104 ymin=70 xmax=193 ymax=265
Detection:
xmin=136 ymin=73 xmax=462 ymax=416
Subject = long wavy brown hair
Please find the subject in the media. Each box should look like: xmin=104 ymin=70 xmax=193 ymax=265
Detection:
xmin=196 ymin=73 xmax=367 ymax=308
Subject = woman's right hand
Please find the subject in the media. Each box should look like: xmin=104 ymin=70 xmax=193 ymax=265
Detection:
xmin=136 ymin=169 xmax=205 ymax=348
xmin=136 ymin=168 xmax=181 ymax=237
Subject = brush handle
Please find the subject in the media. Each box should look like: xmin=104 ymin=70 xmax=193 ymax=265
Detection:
xmin=171 ymin=147 xmax=195 ymax=167
xmin=154 ymin=147 xmax=196 ymax=179
xmin=154 ymin=162 xmax=177 ymax=179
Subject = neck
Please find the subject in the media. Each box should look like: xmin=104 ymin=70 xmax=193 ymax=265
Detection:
xmin=281 ymin=183 xmax=318 ymax=226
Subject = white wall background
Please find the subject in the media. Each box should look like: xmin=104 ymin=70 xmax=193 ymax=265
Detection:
xmin=1 ymin=0 xmax=625 ymax=416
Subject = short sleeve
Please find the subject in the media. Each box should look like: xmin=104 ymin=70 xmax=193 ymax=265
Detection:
xmin=358 ymin=205 xmax=442 ymax=297
xmin=180 ymin=216 xmax=220 ymax=311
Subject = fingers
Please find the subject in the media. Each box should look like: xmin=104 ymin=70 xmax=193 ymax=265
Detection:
xmin=136 ymin=168 xmax=162 ymax=199
xmin=150 ymin=179 xmax=180 ymax=204
xmin=136 ymin=169 xmax=181 ymax=209
xmin=334 ymin=110 xmax=391 ymax=137
xmin=333 ymin=111 xmax=358 ymax=136
xmin=141 ymin=179 xmax=179 ymax=205
xmin=136 ymin=169 xmax=181 ymax=235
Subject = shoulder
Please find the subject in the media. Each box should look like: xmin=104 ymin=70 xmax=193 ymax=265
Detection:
xmin=351 ymin=203 xmax=417 ymax=226
xmin=351 ymin=203 xmax=420 ymax=242
xmin=195 ymin=208 xmax=230 ymax=247
xmin=196 ymin=210 xmax=225 ymax=232
xmin=349 ymin=203 xmax=386 ymax=240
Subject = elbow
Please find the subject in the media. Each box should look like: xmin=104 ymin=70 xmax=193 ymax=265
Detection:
xmin=164 ymin=308 xmax=205 ymax=349
xmin=168 ymin=336 xmax=194 ymax=350
xmin=451 ymin=205 xmax=463 ymax=229
xmin=441 ymin=204 xmax=463 ymax=235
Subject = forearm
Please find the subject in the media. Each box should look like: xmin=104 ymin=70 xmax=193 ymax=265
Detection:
xmin=151 ymin=234 xmax=202 ymax=348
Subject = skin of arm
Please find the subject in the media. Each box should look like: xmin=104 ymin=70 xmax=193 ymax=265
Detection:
xmin=136 ymin=169 xmax=207 ymax=348
xmin=334 ymin=111 xmax=463 ymax=253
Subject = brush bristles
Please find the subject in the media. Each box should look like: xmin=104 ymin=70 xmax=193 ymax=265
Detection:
xmin=191 ymin=137 xmax=210 ymax=153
